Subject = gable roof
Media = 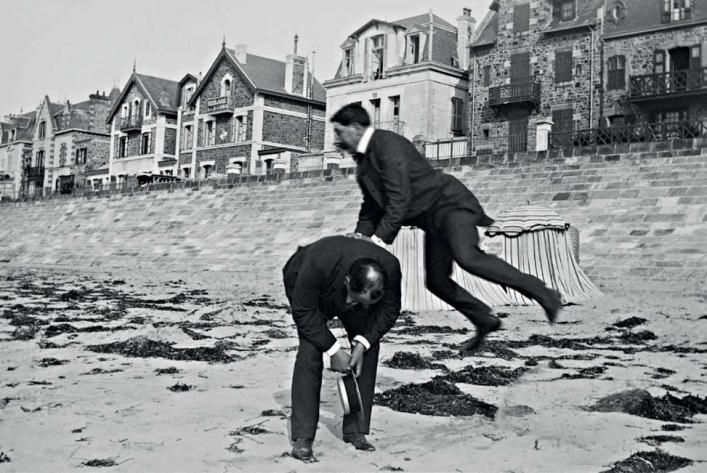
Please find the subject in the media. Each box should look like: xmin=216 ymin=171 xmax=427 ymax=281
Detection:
xmin=603 ymin=0 xmax=707 ymax=38
xmin=106 ymin=72 xmax=180 ymax=123
xmin=394 ymin=13 xmax=456 ymax=31
xmin=188 ymin=47 xmax=326 ymax=106
xmin=179 ymin=73 xmax=198 ymax=86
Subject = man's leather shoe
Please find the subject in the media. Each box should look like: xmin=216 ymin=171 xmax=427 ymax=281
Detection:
xmin=291 ymin=438 xmax=314 ymax=460
xmin=539 ymin=289 xmax=563 ymax=324
xmin=460 ymin=316 xmax=501 ymax=353
xmin=343 ymin=433 xmax=376 ymax=451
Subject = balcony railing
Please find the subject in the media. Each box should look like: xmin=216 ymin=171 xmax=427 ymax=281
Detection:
xmin=425 ymin=137 xmax=468 ymax=160
xmin=377 ymin=120 xmax=405 ymax=135
xmin=206 ymin=96 xmax=232 ymax=114
xmin=489 ymin=81 xmax=541 ymax=108
xmin=120 ymin=115 xmax=143 ymax=132
xmin=628 ymin=67 xmax=707 ymax=100
xmin=549 ymin=120 xmax=706 ymax=148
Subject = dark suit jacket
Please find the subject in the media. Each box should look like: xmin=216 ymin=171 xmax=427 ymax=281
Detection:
xmin=354 ymin=130 xmax=493 ymax=244
xmin=282 ymin=235 xmax=402 ymax=352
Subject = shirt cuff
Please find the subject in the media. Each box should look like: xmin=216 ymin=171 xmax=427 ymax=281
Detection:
xmin=353 ymin=335 xmax=371 ymax=351
xmin=325 ymin=340 xmax=342 ymax=357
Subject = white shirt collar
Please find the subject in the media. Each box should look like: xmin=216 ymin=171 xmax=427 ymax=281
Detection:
xmin=356 ymin=127 xmax=375 ymax=154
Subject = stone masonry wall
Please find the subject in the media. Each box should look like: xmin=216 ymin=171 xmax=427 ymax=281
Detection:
xmin=470 ymin=0 xmax=599 ymax=154
xmin=1 ymin=142 xmax=704 ymax=297
xmin=262 ymin=111 xmax=308 ymax=148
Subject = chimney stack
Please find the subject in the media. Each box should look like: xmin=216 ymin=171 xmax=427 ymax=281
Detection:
xmin=285 ymin=36 xmax=309 ymax=97
xmin=456 ymin=8 xmax=476 ymax=70
xmin=234 ymin=44 xmax=248 ymax=64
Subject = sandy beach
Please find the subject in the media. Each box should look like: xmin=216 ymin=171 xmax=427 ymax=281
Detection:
xmin=1 ymin=268 xmax=705 ymax=472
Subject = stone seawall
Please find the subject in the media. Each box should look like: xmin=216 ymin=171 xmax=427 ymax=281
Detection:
xmin=1 ymin=145 xmax=705 ymax=295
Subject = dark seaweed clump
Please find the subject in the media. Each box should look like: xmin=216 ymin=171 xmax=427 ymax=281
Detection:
xmin=589 ymin=389 xmax=707 ymax=423
xmin=438 ymin=365 xmax=527 ymax=386
xmin=86 ymin=336 xmax=234 ymax=363
xmin=384 ymin=352 xmax=447 ymax=371
xmin=613 ymin=317 xmax=647 ymax=329
xmin=600 ymin=450 xmax=692 ymax=473
xmin=374 ymin=379 xmax=497 ymax=418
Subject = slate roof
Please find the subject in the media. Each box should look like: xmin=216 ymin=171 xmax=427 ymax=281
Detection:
xmin=106 ymin=73 xmax=180 ymax=123
xmin=469 ymin=10 xmax=498 ymax=48
xmin=603 ymin=0 xmax=707 ymax=38
xmin=189 ymin=48 xmax=326 ymax=105
xmin=545 ymin=0 xmax=603 ymax=34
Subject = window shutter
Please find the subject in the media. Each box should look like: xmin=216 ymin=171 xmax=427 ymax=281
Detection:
xmin=555 ymin=51 xmax=573 ymax=83
xmin=689 ymin=45 xmax=701 ymax=70
xmin=654 ymin=50 xmax=665 ymax=74
xmin=514 ymin=3 xmax=530 ymax=33
xmin=483 ymin=65 xmax=491 ymax=87
xmin=661 ymin=0 xmax=671 ymax=23
xmin=553 ymin=0 xmax=561 ymax=20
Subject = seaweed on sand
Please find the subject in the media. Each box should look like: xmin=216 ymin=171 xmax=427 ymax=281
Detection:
xmin=374 ymin=379 xmax=497 ymax=418
xmin=589 ymin=389 xmax=707 ymax=423
xmin=438 ymin=365 xmax=527 ymax=386
xmin=86 ymin=336 xmax=235 ymax=362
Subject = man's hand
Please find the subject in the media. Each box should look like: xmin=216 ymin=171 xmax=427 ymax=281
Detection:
xmin=329 ymin=350 xmax=352 ymax=373
xmin=370 ymin=235 xmax=387 ymax=248
xmin=345 ymin=232 xmax=371 ymax=241
xmin=348 ymin=343 xmax=366 ymax=377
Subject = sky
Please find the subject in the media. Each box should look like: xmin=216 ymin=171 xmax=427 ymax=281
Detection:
xmin=0 ymin=0 xmax=490 ymax=116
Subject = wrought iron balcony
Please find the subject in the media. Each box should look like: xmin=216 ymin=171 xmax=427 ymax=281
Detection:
xmin=489 ymin=81 xmax=541 ymax=108
xmin=377 ymin=120 xmax=405 ymax=135
xmin=628 ymin=67 xmax=707 ymax=101
xmin=205 ymin=96 xmax=232 ymax=115
xmin=120 ymin=115 xmax=143 ymax=132
xmin=549 ymin=120 xmax=706 ymax=148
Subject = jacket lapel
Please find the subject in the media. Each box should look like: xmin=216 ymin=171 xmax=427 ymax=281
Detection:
xmin=356 ymin=144 xmax=385 ymax=208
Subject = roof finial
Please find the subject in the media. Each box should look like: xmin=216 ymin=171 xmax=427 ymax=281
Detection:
xmin=294 ymin=34 xmax=299 ymax=55
xmin=222 ymin=34 xmax=226 ymax=49
xmin=132 ymin=57 xmax=136 ymax=73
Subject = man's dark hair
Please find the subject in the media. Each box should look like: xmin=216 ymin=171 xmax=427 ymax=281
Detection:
xmin=330 ymin=103 xmax=370 ymax=127
xmin=348 ymin=258 xmax=386 ymax=293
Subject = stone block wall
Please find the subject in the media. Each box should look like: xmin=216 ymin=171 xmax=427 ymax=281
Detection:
xmin=1 ymin=143 xmax=705 ymax=296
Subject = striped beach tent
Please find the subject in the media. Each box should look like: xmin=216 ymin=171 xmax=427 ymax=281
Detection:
xmin=388 ymin=207 xmax=601 ymax=312
xmin=484 ymin=206 xmax=602 ymax=304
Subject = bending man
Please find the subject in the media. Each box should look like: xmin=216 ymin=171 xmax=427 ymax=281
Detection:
xmin=283 ymin=235 xmax=402 ymax=460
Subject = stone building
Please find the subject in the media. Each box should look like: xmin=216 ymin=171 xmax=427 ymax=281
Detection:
xmin=598 ymin=0 xmax=706 ymax=141
xmin=0 ymin=112 xmax=35 ymax=199
xmin=180 ymin=40 xmax=326 ymax=178
xmin=467 ymin=0 xmax=706 ymax=154
xmin=105 ymin=71 xmax=180 ymax=183
xmin=468 ymin=0 xmax=603 ymax=154
xmin=322 ymin=10 xmax=471 ymax=163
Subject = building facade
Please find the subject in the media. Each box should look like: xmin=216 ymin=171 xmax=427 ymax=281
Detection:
xmin=598 ymin=0 xmax=706 ymax=144
xmin=180 ymin=42 xmax=326 ymax=178
xmin=323 ymin=11 xmax=471 ymax=160
xmin=469 ymin=0 xmax=603 ymax=154
xmin=467 ymin=0 xmax=706 ymax=154
xmin=0 ymin=112 xmax=35 ymax=199
xmin=106 ymin=72 xmax=180 ymax=183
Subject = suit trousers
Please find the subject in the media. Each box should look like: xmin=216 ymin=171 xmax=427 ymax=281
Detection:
xmin=423 ymin=207 xmax=552 ymax=328
xmin=291 ymin=334 xmax=380 ymax=440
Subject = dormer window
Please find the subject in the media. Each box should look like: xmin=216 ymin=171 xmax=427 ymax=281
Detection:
xmin=409 ymin=35 xmax=421 ymax=64
xmin=10 ymin=129 xmax=16 ymax=141
xmin=553 ymin=0 xmax=575 ymax=21
xmin=370 ymin=35 xmax=385 ymax=80
xmin=661 ymin=0 xmax=691 ymax=23
xmin=183 ymin=86 xmax=195 ymax=108
xmin=343 ymin=48 xmax=354 ymax=75
xmin=38 ymin=120 xmax=46 ymax=139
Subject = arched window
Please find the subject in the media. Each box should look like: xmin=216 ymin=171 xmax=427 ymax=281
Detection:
xmin=221 ymin=76 xmax=233 ymax=97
